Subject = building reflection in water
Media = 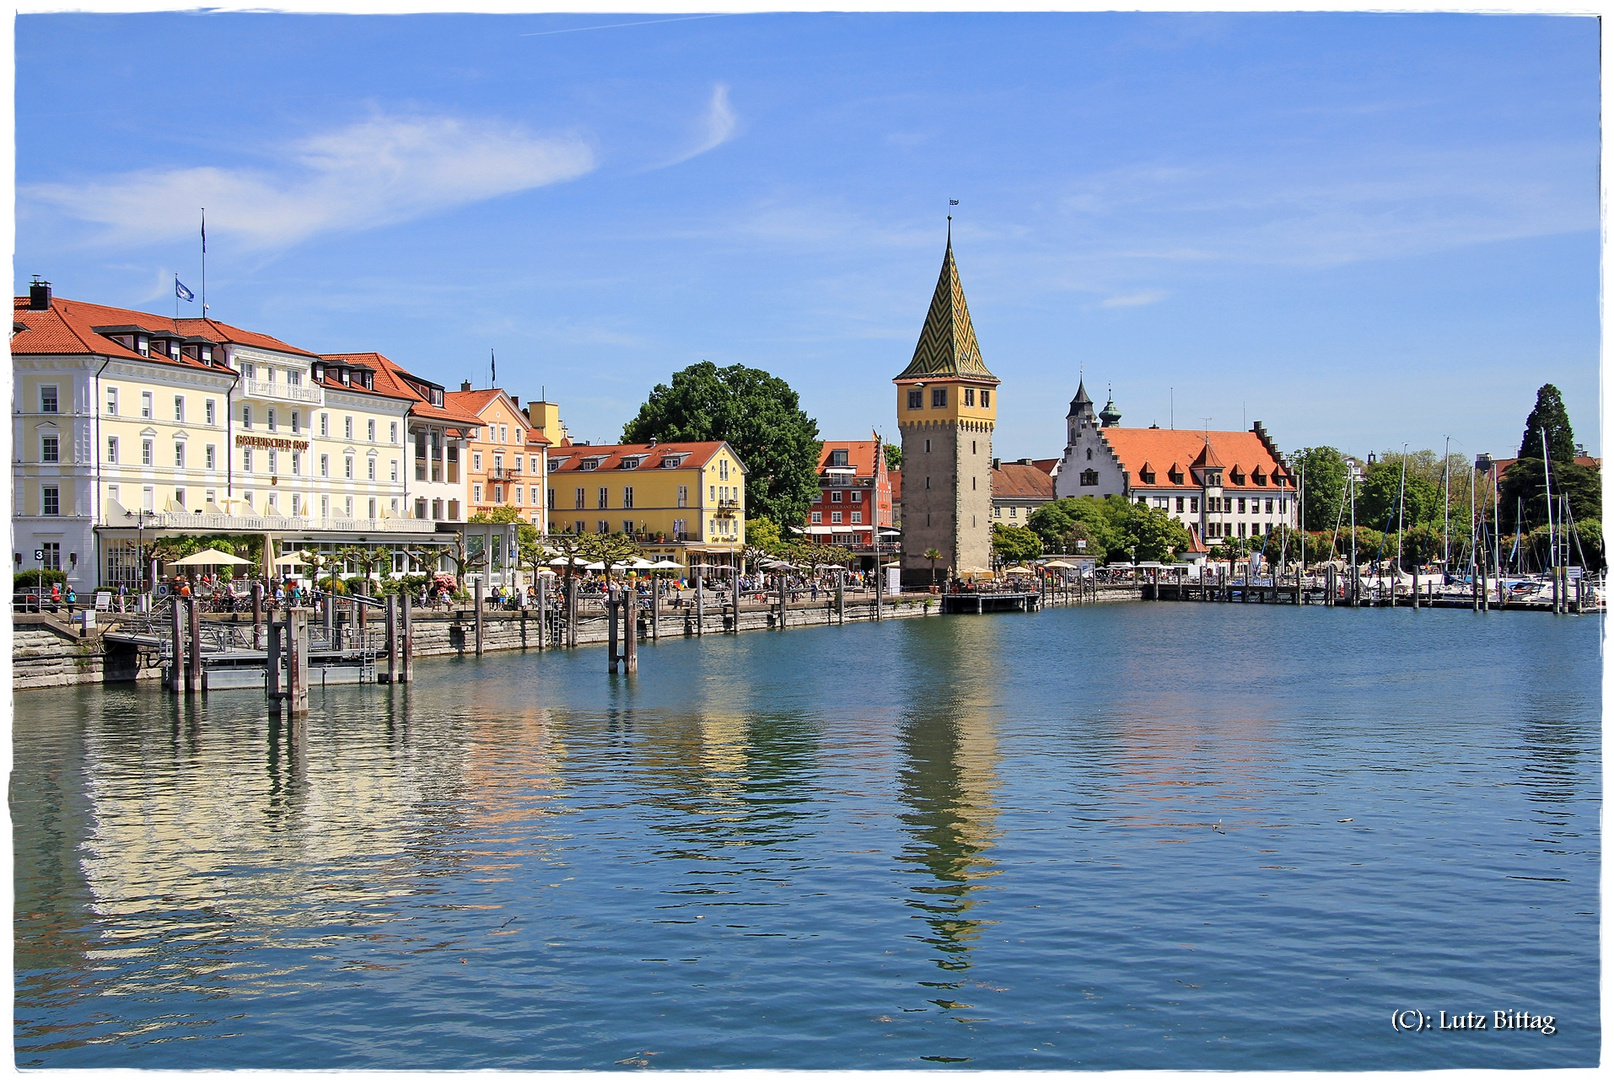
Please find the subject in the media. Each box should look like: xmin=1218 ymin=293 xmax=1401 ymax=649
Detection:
xmin=895 ymin=620 xmax=1003 ymax=1009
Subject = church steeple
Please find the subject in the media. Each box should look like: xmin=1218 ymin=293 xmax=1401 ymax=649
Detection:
xmin=1067 ymin=377 xmax=1095 ymax=421
xmin=895 ymin=229 xmax=998 ymax=382
xmin=1099 ymin=387 xmax=1122 ymax=428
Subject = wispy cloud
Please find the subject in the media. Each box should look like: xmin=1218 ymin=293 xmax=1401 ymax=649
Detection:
xmin=1101 ymin=290 xmax=1165 ymax=308
xmin=656 ymin=83 xmax=740 ymax=169
xmin=25 ymin=111 xmax=595 ymax=250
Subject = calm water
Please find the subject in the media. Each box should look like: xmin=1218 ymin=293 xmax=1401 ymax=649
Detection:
xmin=12 ymin=604 xmax=1601 ymax=1069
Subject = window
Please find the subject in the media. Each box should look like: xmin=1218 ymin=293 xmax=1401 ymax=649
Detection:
xmin=719 ymin=459 xmax=729 ymax=481
xmin=851 ymin=511 xmax=862 ymax=523
xmin=598 ymin=487 xmax=609 ymax=509
xmin=925 ymin=477 xmax=930 ymax=490
xmin=390 ymin=422 xmax=398 ymax=444
xmin=174 ymin=395 xmax=185 ymax=422
xmin=268 ymin=450 xmax=278 ymax=475
xmin=575 ymin=488 xmax=585 ymax=509
xmin=1191 ymin=498 xmax=1199 ymax=513
xmin=1137 ymin=496 xmax=1147 ymax=505
xmin=241 ymin=404 xmax=252 ymax=429
xmin=288 ymin=370 xmax=301 ymax=387
xmin=344 ymin=416 xmax=353 ymax=440
xmin=41 ymin=435 xmax=58 ymax=463
xmin=1238 ymin=498 xmax=1246 ymax=513
xmin=369 ymin=498 xmax=377 ymax=519
xmin=830 ymin=448 xmax=849 ymax=467
xmin=931 ymin=387 xmax=947 ymax=408
xmin=344 ymin=456 xmax=354 ymax=479
xmin=107 ymin=436 xmax=118 ymax=463
xmin=367 ymin=458 xmax=376 ymax=481
xmin=176 ymin=443 xmax=186 ymax=469
xmin=908 ymin=389 xmax=923 ymax=409
xmin=42 ymin=485 xmax=59 ymax=516
xmin=514 ymin=486 xmax=522 ymax=505
xmin=1080 ymin=469 xmax=1098 ymax=486
xmin=320 ymin=454 xmax=329 ymax=477
xmin=473 ymin=452 xmax=483 ymax=473
xmin=206 ymin=399 xmax=216 ymax=426
xmin=345 ymin=496 xmax=354 ymax=518
xmin=994 ymin=507 xmax=1002 ymax=518
xmin=964 ymin=387 xmax=975 ymax=407
xmin=831 ymin=511 xmax=842 ymax=524
xmin=239 ymin=362 xmax=254 ymax=380
xmin=597 ymin=520 xmax=609 ymax=534
xmin=291 ymin=411 xmax=300 ymax=434
xmin=812 ymin=511 xmax=823 ymax=523
xmin=40 ymin=385 xmax=59 ymax=413
xmin=267 ymin=408 xmax=277 ymax=432
xmin=1266 ymin=499 xmax=1273 ymax=514
xmin=973 ymin=440 xmax=978 ymax=454
xmin=106 ymin=387 xmax=118 ymax=416
xmin=175 ymin=488 xmax=187 ymax=508
xmin=367 ymin=419 xmax=376 ymax=442
xmin=390 ymin=460 xmax=398 ymax=482
xmin=624 ymin=520 xmax=635 ymax=535
xmin=831 ymin=490 xmax=843 ymax=503
xmin=980 ymin=390 xmax=990 ymax=408
xmin=547 ymin=488 xmax=556 ymax=510
xmin=320 ymin=413 xmax=330 ymax=437
xmin=924 ymin=439 xmax=932 ymax=453
xmin=851 ymin=490 xmax=862 ymax=503
xmin=292 ymin=452 xmax=301 ymax=476
xmin=623 ymin=486 xmax=634 ymax=509
xmin=500 ymin=424 xmax=508 ymax=444
xmin=677 ymin=484 xmax=688 ymax=508
xmin=142 ymin=392 xmax=153 ymax=419
xmin=142 ymin=440 xmax=154 ymax=466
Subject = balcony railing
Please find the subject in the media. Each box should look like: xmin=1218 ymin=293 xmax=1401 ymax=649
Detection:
xmin=244 ymin=379 xmax=323 ymax=405
xmin=489 ymin=466 xmax=521 ymax=480
xmin=104 ymin=511 xmax=436 ymax=533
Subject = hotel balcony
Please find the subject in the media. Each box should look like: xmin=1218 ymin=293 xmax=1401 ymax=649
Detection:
xmin=243 ymin=379 xmax=324 ymax=405
xmin=104 ymin=509 xmax=436 ymax=534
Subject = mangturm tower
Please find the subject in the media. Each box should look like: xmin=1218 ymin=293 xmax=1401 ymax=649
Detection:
xmin=894 ymin=225 xmax=999 ymax=587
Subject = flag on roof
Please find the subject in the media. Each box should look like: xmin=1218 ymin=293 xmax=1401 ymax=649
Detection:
xmin=175 ymin=278 xmax=195 ymax=302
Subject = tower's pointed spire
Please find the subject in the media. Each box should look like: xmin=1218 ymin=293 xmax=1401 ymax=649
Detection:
xmin=1067 ymin=374 xmax=1095 ymax=420
xmin=896 ymin=229 xmax=997 ymax=381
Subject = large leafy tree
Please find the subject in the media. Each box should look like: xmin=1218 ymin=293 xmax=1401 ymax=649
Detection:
xmin=622 ymin=362 xmax=822 ymax=527
xmin=992 ymin=523 xmax=1044 ymax=564
xmin=1289 ymin=446 xmax=1348 ymax=532
xmin=1126 ymin=503 xmax=1191 ymax=563
xmin=1354 ymin=461 xmax=1440 ymax=531
xmin=1517 ymin=383 xmax=1577 ymax=463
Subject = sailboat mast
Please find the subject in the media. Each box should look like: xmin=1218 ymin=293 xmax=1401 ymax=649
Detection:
xmin=1442 ymin=436 xmax=1450 ymax=571
xmin=1541 ymin=431 xmax=1555 ymax=573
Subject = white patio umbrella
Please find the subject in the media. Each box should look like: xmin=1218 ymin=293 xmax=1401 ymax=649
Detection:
xmin=273 ymin=552 xmax=307 ymax=566
xmin=171 ymin=549 xmax=254 ymax=567
xmin=649 ymin=559 xmax=684 ymax=570
xmin=1003 ymin=565 xmax=1034 ymax=575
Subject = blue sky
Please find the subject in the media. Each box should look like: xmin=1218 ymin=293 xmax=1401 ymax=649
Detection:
xmin=15 ymin=11 xmax=1601 ymax=464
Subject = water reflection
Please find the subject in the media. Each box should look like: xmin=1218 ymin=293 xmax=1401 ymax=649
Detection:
xmin=895 ymin=621 xmax=1002 ymax=1008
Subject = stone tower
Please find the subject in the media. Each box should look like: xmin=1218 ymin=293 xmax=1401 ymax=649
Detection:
xmin=894 ymin=227 xmax=999 ymax=587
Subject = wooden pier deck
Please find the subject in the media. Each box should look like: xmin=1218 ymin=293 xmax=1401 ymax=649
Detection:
xmin=940 ymin=592 xmax=1042 ymax=614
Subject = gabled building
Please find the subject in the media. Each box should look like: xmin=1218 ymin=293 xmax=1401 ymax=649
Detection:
xmin=447 ymin=385 xmax=550 ymax=531
xmin=804 ymin=438 xmax=894 ymax=565
xmin=893 ymin=227 xmax=999 ymax=585
xmin=990 ymin=459 xmax=1055 ymax=526
xmin=1052 ymin=379 xmax=1298 ymax=548
xmin=546 ymin=441 xmax=746 ymax=569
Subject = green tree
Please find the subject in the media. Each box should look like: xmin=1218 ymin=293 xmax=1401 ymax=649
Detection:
xmin=883 ymin=443 xmax=903 ymax=471
xmin=992 ymin=523 xmax=1043 ymax=565
xmin=922 ymin=546 xmax=943 ymax=586
xmin=622 ymin=361 xmax=822 ymax=526
xmin=1517 ymin=383 xmax=1577 ymax=463
xmin=1355 ymin=461 xmax=1440 ymax=531
xmin=1027 ymin=497 xmax=1125 ymax=561
xmin=1289 ymin=446 xmax=1348 ymax=531
xmin=1125 ymin=503 xmax=1191 ymax=563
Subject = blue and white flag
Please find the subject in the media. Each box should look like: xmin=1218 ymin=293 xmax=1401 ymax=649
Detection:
xmin=175 ymin=278 xmax=196 ymax=302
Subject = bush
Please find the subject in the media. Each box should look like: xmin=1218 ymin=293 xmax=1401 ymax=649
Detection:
xmin=317 ymin=576 xmax=348 ymax=595
xmin=14 ymin=569 xmax=67 ymax=589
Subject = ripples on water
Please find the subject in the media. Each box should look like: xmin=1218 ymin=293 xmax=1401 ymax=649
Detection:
xmin=12 ymin=604 xmax=1600 ymax=1068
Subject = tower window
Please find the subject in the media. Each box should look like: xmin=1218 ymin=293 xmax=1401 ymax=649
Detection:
xmin=931 ymin=387 xmax=947 ymax=408
xmin=964 ymin=387 xmax=975 ymax=407
xmin=980 ymin=390 xmax=990 ymax=408
xmin=908 ymin=390 xmax=923 ymax=410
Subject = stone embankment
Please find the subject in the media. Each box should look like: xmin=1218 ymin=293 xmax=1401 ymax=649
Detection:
xmin=11 ymin=585 xmax=1143 ymax=691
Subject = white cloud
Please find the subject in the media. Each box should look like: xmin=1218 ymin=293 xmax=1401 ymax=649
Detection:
xmin=1101 ymin=290 xmax=1166 ymax=308
xmin=657 ymin=83 xmax=740 ymax=169
xmin=25 ymin=111 xmax=595 ymax=250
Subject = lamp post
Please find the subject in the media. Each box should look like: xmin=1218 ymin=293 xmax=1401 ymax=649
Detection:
xmin=125 ymin=508 xmax=156 ymax=601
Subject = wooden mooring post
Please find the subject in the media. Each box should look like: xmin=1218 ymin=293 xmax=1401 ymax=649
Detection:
xmin=624 ymin=591 xmax=639 ymax=673
xmin=651 ymin=578 xmax=660 ymax=641
xmin=536 ymin=576 xmax=547 ymax=650
xmin=474 ymin=578 xmax=485 ymax=656
xmin=285 ymin=608 xmax=309 ymax=716
xmin=186 ymin=597 xmax=203 ymax=693
xmin=168 ymin=598 xmax=185 ymax=692
xmin=384 ymin=595 xmax=400 ymax=683
xmin=837 ymin=572 xmax=845 ymax=624
xmin=694 ymin=567 xmax=705 ymax=637
xmin=607 ymin=592 xmax=621 ymax=673
xmin=252 ymin=583 xmax=265 ymax=649
xmin=1325 ymin=565 xmax=1336 ymax=607
xmin=266 ymin=615 xmax=283 ymax=700
xmin=778 ymin=573 xmax=788 ymax=630
xmin=1412 ymin=566 xmax=1421 ymax=610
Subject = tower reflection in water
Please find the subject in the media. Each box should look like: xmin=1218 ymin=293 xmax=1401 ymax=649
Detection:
xmin=895 ymin=621 xmax=1002 ymax=1015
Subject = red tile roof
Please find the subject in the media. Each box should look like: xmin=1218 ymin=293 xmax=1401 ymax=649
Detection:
xmin=991 ymin=463 xmax=1055 ymax=500
xmin=1099 ymin=428 xmax=1293 ymax=491
xmin=1492 ymin=455 xmax=1600 ymax=481
xmin=1029 ymin=457 xmax=1059 ymax=475
xmin=548 ymin=442 xmax=733 ymax=474
xmin=447 ymin=388 xmax=553 ymax=447
xmin=325 ymin=352 xmax=482 ymax=426
xmin=817 ymin=439 xmax=886 ymax=479
xmin=12 ymin=295 xmax=317 ymax=368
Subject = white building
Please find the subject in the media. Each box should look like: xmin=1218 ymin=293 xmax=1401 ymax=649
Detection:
xmin=1052 ymin=380 xmax=1298 ymax=550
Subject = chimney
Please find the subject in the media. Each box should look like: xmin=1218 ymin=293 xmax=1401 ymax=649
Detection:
xmin=992 ymin=457 xmax=1001 ymax=470
xmin=460 ymin=380 xmax=472 ymax=393
xmin=28 ymin=276 xmax=51 ymax=310
xmin=509 ymin=396 xmax=519 ymax=408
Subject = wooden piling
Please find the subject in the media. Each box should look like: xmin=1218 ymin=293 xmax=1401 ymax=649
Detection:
xmin=778 ymin=573 xmax=787 ymax=630
xmin=837 ymin=573 xmax=845 ymax=624
xmin=384 ymin=595 xmax=399 ymax=683
xmin=252 ymin=583 xmax=265 ymax=649
xmin=624 ymin=593 xmax=638 ymax=673
xmin=285 ymin=608 xmax=309 ymax=716
xmin=1412 ymin=565 xmax=1420 ymax=609
xmin=474 ymin=578 xmax=485 ymax=656
xmin=536 ymin=576 xmax=547 ymax=650
xmin=1325 ymin=565 xmax=1336 ymax=607
xmin=398 ymin=594 xmax=412 ymax=683
xmin=651 ymin=578 xmax=660 ymax=641
xmin=168 ymin=598 xmax=184 ymax=692
xmin=266 ymin=615 xmax=283 ymax=700
xmin=694 ymin=567 xmax=705 ymax=636
xmin=607 ymin=593 xmax=620 ymax=673
xmin=186 ymin=597 xmax=203 ymax=693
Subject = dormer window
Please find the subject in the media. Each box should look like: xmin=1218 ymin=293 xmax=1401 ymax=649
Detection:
xmin=549 ymin=457 xmax=566 ymax=472
xmin=581 ymin=458 xmax=600 ymax=471
xmin=312 ymin=362 xmax=324 ymax=380
xmin=340 ymin=369 xmax=350 ymax=385
xmin=662 ymin=455 xmax=685 ymax=469
xmin=1139 ymin=465 xmax=1155 ymax=485
xmin=620 ymin=457 xmax=640 ymax=470
xmin=136 ymin=334 xmax=149 ymax=356
xmin=1168 ymin=465 xmax=1183 ymax=485
xmin=1229 ymin=466 xmax=1245 ymax=485
xmin=1253 ymin=467 xmax=1266 ymax=486
xmin=200 ymin=345 xmax=213 ymax=363
xmin=830 ymin=449 xmax=849 ymax=468
xmin=430 ymin=389 xmax=444 ymax=407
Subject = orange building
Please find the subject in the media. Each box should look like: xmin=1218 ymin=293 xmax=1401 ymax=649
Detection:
xmin=445 ymin=384 xmax=550 ymax=530
xmin=804 ymin=439 xmax=894 ymax=565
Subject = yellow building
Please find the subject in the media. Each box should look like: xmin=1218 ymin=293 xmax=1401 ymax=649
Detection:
xmin=546 ymin=441 xmax=746 ymax=568
xmin=446 ymin=385 xmax=549 ymax=530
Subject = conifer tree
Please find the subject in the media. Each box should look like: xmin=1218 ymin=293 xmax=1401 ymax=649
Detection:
xmin=1518 ymin=384 xmax=1576 ymax=462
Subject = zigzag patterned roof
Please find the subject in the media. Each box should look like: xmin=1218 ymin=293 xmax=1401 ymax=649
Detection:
xmin=896 ymin=234 xmax=997 ymax=382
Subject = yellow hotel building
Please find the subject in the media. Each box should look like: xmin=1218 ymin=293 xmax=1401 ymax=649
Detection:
xmin=546 ymin=441 xmax=746 ymax=569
